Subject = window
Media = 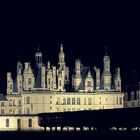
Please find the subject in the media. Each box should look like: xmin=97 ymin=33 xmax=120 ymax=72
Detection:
xmin=6 ymin=119 xmax=9 ymax=127
xmin=72 ymin=98 xmax=75 ymax=105
xmin=10 ymin=84 xmax=12 ymax=89
xmin=1 ymin=102 xmax=4 ymax=107
xmin=26 ymin=97 xmax=30 ymax=104
xmin=67 ymin=98 xmax=71 ymax=105
xmin=1 ymin=109 xmax=4 ymax=114
xmin=28 ymin=119 xmax=32 ymax=127
xmin=87 ymin=81 xmax=92 ymax=87
xmin=132 ymin=102 xmax=134 ymax=106
xmin=28 ymin=78 xmax=32 ymax=84
xmin=88 ymin=98 xmax=92 ymax=105
xmin=77 ymin=98 xmax=80 ymax=105
xmin=119 ymin=97 xmax=122 ymax=105
xmin=116 ymin=97 xmax=118 ymax=105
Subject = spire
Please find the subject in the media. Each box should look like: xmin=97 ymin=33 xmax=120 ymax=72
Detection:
xmin=58 ymin=43 xmax=65 ymax=68
xmin=37 ymin=44 xmax=40 ymax=51
xmin=105 ymin=46 xmax=108 ymax=55
xmin=35 ymin=45 xmax=43 ymax=69
xmin=47 ymin=60 xmax=50 ymax=69
xmin=60 ymin=44 xmax=63 ymax=52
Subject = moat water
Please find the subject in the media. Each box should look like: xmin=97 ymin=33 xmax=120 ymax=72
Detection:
xmin=0 ymin=131 xmax=140 ymax=140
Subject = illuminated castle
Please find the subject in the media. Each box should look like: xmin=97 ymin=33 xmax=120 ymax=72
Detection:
xmin=0 ymin=44 xmax=124 ymax=131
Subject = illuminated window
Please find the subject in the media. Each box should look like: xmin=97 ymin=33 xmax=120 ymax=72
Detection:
xmin=1 ymin=102 xmax=4 ymax=107
xmin=77 ymin=98 xmax=80 ymax=105
xmin=26 ymin=97 xmax=30 ymax=104
xmin=72 ymin=98 xmax=75 ymax=105
xmin=67 ymin=98 xmax=71 ymax=105
xmin=28 ymin=78 xmax=32 ymax=84
xmin=28 ymin=119 xmax=32 ymax=127
xmin=6 ymin=119 xmax=9 ymax=127
xmin=87 ymin=81 xmax=92 ymax=87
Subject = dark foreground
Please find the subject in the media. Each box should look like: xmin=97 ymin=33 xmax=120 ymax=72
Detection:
xmin=1 ymin=131 xmax=140 ymax=140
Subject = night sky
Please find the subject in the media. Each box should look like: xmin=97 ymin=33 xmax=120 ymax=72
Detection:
xmin=0 ymin=1 xmax=140 ymax=93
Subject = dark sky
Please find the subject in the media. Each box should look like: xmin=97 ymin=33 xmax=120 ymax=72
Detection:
xmin=0 ymin=1 xmax=140 ymax=92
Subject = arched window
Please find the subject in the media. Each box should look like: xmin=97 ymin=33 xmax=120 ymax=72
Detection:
xmin=72 ymin=98 xmax=75 ymax=105
xmin=67 ymin=98 xmax=71 ymax=105
xmin=77 ymin=98 xmax=80 ymax=105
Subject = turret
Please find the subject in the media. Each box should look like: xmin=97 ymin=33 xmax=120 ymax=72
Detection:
xmin=85 ymin=70 xmax=94 ymax=92
xmin=7 ymin=72 xmax=13 ymax=95
xmin=114 ymin=67 xmax=121 ymax=91
xmin=58 ymin=44 xmax=65 ymax=69
xmin=17 ymin=61 xmax=23 ymax=94
xmin=102 ymin=47 xmax=111 ymax=90
xmin=35 ymin=48 xmax=43 ymax=69
xmin=75 ymin=59 xmax=81 ymax=78
xmin=94 ymin=66 xmax=100 ymax=90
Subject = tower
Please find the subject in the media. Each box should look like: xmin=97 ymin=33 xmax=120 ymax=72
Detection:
xmin=94 ymin=66 xmax=100 ymax=90
xmin=85 ymin=70 xmax=94 ymax=92
xmin=72 ymin=59 xmax=82 ymax=91
xmin=17 ymin=61 xmax=23 ymax=75
xmin=7 ymin=72 xmax=13 ymax=94
xmin=35 ymin=48 xmax=43 ymax=69
xmin=102 ymin=47 xmax=111 ymax=90
xmin=114 ymin=67 xmax=121 ymax=91
xmin=75 ymin=59 xmax=81 ymax=78
xmin=17 ymin=61 xmax=23 ymax=94
xmin=58 ymin=44 xmax=65 ymax=69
